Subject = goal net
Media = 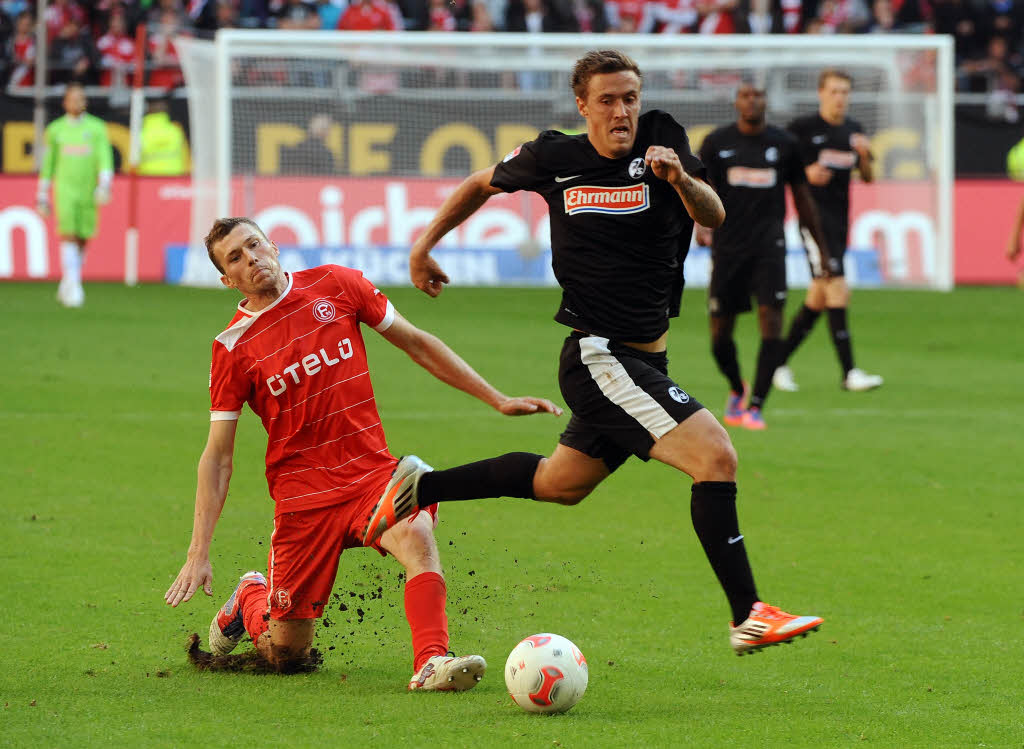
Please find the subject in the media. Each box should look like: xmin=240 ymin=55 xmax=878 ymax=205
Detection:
xmin=175 ymin=32 xmax=953 ymax=289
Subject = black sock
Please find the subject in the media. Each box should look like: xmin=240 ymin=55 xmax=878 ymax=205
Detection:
xmin=826 ymin=307 xmax=855 ymax=376
xmin=418 ymin=452 xmax=542 ymax=507
xmin=781 ymin=305 xmax=821 ymax=363
xmin=690 ymin=481 xmax=758 ymax=624
xmin=711 ymin=334 xmax=744 ymax=394
xmin=749 ymin=337 xmax=784 ymax=410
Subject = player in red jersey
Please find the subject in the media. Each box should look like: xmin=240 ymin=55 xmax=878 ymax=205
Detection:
xmin=165 ymin=217 xmax=561 ymax=687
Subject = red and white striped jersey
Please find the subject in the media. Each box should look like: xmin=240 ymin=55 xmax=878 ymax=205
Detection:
xmin=209 ymin=265 xmax=398 ymax=515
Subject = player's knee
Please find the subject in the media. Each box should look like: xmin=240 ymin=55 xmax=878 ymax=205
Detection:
xmin=695 ymin=433 xmax=737 ymax=482
xmin=532 ymin=472 xmax=594 ymax=505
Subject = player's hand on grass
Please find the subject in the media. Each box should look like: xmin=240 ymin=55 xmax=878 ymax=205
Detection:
xmin=165 ymin=557 xmax=214 ymax=607
xmin=498 ymin=396 xmax=563 ymax=417
xmin=644 ymin=146 xmax=683 ymax=183
xmin=410 ymin=252 xmax=450 ymax=297
xmin=806 ymin=162 xmax=833 ymax=186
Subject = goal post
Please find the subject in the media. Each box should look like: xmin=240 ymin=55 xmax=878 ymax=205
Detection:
xmin=176 ymin=31 xmax=954 ymax=290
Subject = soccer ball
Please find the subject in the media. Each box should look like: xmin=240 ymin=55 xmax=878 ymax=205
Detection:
xmin=504 ymin=633 xmax=588 ymax=714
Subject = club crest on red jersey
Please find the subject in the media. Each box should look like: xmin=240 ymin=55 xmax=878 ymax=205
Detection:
xmin=563 ymin=184 xmax=650 ymax=216
xmin=312 ymin=299 xmax=336 ymax=322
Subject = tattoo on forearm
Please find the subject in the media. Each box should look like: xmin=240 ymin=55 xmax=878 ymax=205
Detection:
xmin=678 ymin=177 xmax=722 ymax=224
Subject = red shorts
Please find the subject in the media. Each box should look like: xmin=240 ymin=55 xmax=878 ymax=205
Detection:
xmin=266 ymin=475 xmax=439 ymax=621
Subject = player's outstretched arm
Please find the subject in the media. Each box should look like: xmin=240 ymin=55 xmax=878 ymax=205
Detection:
xmin=792 ymin=182 xmax=833 ymax=279
xmin=646 ymin=146 xmax=725 ymax=228
xmin=410 ymin=166 xmax=503 ymax=297
xmin=164 ymin=419 xmax=238 ymax=607
xmin=379 ymin=313 xmax=563 ymax=417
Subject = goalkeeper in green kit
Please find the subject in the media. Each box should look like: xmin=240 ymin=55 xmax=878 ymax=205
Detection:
xmin=37 ymin=83 xmax=114 ymax=308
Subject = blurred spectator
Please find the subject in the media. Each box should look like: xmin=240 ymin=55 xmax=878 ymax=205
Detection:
xmin=574 ymin=0 xmax=609 ymax=31
xmin=959 ymin=34 xmax=1022 ymax=120
xmin=642 ymin=0 xmax=697 ymax=33
xmin=809 ymin=0 xmax=869 ymax=31
xmin=316 ymin=0 xmax=346 ymax=28
xmin=337 ymin=0 xmax=403 ymax=29
xmin=139 ymin=98 xmax=190 ymax=175
xmin=428 ymin=0 xmax=457 ymax=28
xmin=890 ymin=0 xmax=931 ymax=27
xmin=979 ymin=0 xmax=1024 ymax=44
xmin=932 ymin=0 xmax=983 ymax=61
xmin=149 ymin=9 xmax=185 ymax=87
xmin=46 ymin=0 xmax=87 ymax=41
xmin=148 ymin=0 xmax=188 ymax=25
xmin=1 ymin=0 xmax=29 ymax=23
xmin=695 ymin=0 xmax=739 ymax=32
xmin=50 ymin=16 xmax=99 ymax=84
xmin=470 ymin=0 xmax=498 ymax=28
xmin=216 ymin=0 xmax=242 ymax=26
xmin=276 ymin=0 xmax=321 ymax=27
xmin=96 ymin=11 xmax=137 ymax=86
xmin=505 ymin=0 xmax=579 ymax=31
xmin=746 ymin=0 xmax=804 ymax=32
xmin=606 ymin=0 xmax=650 ymax=32
xmin=4 ymin=9 xmax=34 ymax=86
xmin=866 ymin=0 xmax=896 ymax=30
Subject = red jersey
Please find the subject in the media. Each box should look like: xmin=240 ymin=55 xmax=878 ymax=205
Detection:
xmin=209 ymin=266 xmax=398 ymax=515
xmin=337 ymin=1 xmax=400 ymax=30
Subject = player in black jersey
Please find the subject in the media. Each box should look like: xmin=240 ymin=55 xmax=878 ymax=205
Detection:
xmin=374 ymin=50 xmax=823 ymax=656
xmin=697 ymin=82 xmax=832 ymax=431
xmin=774 ymin=68 xmax=884 ymax=393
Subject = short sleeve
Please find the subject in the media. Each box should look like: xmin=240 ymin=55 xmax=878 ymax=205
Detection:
xmin=349 ymin=271 xmax=395 ymax=332
xmin=787 ymin=118 xmax=816 ymax=166
xmin=490 ymin=139 xmax=549 ymax=194
xmin=209 ymin=342 xmax=251 ymax=421
xmin=697 ymin=130 xmax=718 ymax=187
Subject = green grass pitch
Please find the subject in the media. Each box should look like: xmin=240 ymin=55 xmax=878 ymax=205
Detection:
xmin=1 ymin=282 xmax=1021 ymax=747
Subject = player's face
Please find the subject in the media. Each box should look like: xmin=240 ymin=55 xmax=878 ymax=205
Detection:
xmin=63 ymin=88 xmax=86 ymax=117
xmin=735 ymin=84 xmax=766 ymax=125
xmin=818 ymin=76 xmax=851 ymax=122
xmin=214 ymin=225 xmax=285 ymax=297
xmin=576 ymin=70 xmax=642 ymax=159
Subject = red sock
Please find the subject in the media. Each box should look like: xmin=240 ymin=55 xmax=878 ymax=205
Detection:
xmin=240 ymin=583 xmax=270 ymax=642
xmin=404 ymin=571 xmax=448 ymax=671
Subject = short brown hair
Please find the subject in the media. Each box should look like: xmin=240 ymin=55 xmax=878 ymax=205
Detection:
xmin=204 ymin=217 xmax=265 ymax=273
xmin=570 ymin=50 xmax=642 ymax=100
xmin=818 ymin=68 xmax=852 ymax=90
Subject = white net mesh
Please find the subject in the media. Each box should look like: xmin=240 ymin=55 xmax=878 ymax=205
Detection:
xmin=177 ymin=32 xmax=953 ymax=289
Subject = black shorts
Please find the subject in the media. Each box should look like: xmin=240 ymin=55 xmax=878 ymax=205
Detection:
xmin=708 ymin=241 xmax=787 ymax=316
xmin=802 ymin=221 xmax=848 ymax=279
xmin=557 ymin=332 xmax=705 ymax=473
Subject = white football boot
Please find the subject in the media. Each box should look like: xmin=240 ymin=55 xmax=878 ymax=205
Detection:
xmin=408 ymin=652 xmax=486 ymax=691
xmin=772 ymin=365 xmax=799 ymax=392
xmin=842 ymin=368 xmax=883 ymax=391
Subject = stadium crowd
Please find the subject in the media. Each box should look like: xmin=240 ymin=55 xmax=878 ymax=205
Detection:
xmin=1 ymin=0 xmax=1021 ymax=93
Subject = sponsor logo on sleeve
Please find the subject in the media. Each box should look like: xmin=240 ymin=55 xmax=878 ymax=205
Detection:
xmin=502 ymin=145 xmax=523 ymax=163
xmin=726 ymin=167 xmax=777 ymax=189
xmin=563 ymin=184 xmax=650 ymax=216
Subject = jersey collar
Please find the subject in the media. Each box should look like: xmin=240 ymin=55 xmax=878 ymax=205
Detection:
xmin=237 ymin=272 xmax=293 ymax=318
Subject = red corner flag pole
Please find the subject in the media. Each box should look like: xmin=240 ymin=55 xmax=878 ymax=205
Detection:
xmin=124 ymin=21 xmax=148 ymax=287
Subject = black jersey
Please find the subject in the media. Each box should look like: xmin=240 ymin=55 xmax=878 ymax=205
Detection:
xmin=490 ymin=110 xmax=705 ymax=344
xmin=699 ymin=123 xmax=805 ymax=254
xmin=787 ymin=113 xmax=866 ymax=220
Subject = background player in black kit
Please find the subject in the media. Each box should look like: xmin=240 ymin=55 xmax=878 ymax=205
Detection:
xmin=773 ymin=68 xmax=884 ymax=393
xmin=697 ymin=82 xmax=832 ymax=430
xmin=366 ymin=50 xmax=824 ymax=656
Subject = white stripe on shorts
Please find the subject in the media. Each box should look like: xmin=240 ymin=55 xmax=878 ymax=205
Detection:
xmin=578 ymin=336 xmax=678 ymax=439
xmin=800 ymin=226 xmax=824 ymax=278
